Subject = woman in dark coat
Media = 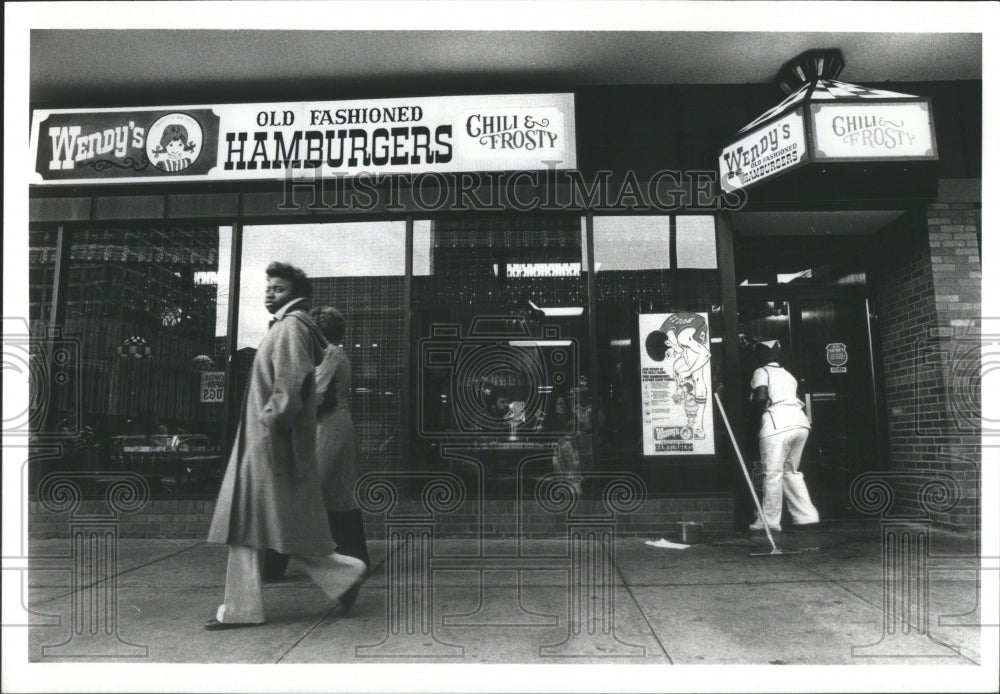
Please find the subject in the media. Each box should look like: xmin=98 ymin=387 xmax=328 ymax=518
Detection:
xmin=205 ymin=262 xmax=365 ymax=629
xmin=311 ymin=307 xmax=371 ymax=567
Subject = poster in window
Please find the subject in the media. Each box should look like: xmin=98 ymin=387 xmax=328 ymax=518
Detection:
xmin=200 ymin=371 xmax=225 ymax=403
xmin=639 ymin=312 xmax=714 ymax=456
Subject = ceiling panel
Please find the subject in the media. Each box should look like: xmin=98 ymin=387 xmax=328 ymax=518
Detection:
xmin=29 ymin=30 xmax=981 ymax=105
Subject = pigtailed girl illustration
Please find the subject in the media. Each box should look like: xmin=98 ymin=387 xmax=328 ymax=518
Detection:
xmin=152 ymin=123 xmax=197 ymax=172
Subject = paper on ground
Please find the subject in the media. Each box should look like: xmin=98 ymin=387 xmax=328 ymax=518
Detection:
xmin=645 ymin=538 xmax=690 ymax=549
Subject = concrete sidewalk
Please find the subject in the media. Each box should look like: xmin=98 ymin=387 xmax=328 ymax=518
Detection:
xmin=23 ymin=520 xmax=982 ymax=665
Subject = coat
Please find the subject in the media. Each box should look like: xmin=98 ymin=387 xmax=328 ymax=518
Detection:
xmin=207 ymin=305 xmax=336 ymax=556
xmin=315 ymin=344 xmax=361 ymax=511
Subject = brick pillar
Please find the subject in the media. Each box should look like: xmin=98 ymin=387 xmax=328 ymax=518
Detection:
xmin=921 ymin=199 xmax=982 ymax=529
xmin=870 ymin=181 xmax=981 ymax=531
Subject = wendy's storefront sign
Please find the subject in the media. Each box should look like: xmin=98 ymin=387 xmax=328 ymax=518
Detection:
xmin=30 ymin=93 xmax=576 ymax=185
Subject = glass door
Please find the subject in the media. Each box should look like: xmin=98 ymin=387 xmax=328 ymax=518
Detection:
xmin=738 ymin=292 xmax=880 ymax=519
xmin=797 ymin=295 xmax=880 ymax=518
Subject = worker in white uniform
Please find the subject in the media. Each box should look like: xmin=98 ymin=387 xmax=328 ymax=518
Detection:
xmin=748 ymin=340 xmax=820 ymax=531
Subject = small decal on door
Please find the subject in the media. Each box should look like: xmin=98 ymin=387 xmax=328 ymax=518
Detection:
xmin=826 ymin=342 xmax=848 ymax=373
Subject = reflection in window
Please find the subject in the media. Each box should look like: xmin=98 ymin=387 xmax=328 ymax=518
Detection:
xmin=411 ymin=215 xmax=590 ymax=493
xmin=592 ymin=216 xmax=671 ymax=272
xmin=239 ymin=223 xmax=406 ymax=475
xmin=592 ymin=216 xmax=671 ymax=305
xmin=28 ymin=225 xmax=231 ymax=498
xmin=676 ymin=216 xmax=717 ymax=269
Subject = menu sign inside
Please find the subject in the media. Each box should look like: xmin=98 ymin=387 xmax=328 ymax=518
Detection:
xmin=30 ymin=93 xmax=576 ymax=185
xmin=638 ymin=312 xmax=715 ymax=456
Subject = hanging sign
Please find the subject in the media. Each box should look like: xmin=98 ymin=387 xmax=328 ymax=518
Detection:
xmin=718 ymin=80 xmax=937 ymax=195
xmin=811 ymin=102 xmax=936 ymax=160
xmin=30 ymin=93 xmax=576 ymax=185
xmin=719 ymin=110 xmax=807 ymax=193
xmin=638 ymin=312 xmax=715 ymax=456
xmin=200 ymin=371 xmax=225 ymax=403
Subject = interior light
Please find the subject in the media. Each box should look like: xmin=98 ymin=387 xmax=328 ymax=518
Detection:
xmin=506 ymin=262 xmax=581 ymax=278
xmin=509 ymin=340 xmax=573 ymax=347
xmin=528 ymin=299 xmax=584 ymax=317
xmin=777 ymin=269 xmax=813 ymax=283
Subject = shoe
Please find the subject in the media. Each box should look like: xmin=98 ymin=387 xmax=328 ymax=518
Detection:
xmin=748 ymin=521 xmax=781 ymax=532
xmin=336 ymin=562 xmax=369 ymax=611
xmin=338 ymin=581 xmax=362 ymax=611
xmin=791 ymin=518 xmax=820 ymax=529
xmin=203 ymin=618 xmax=262 ymax=631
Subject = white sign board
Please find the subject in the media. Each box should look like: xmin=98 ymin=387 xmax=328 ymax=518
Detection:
xmin=811 ymin=101 xmax=936 ymax=160
xmin=719 ymin=110 xmax=807 ymax=192
xmin=200 ymin=371 xmax=225 ymax=403
xmin=30 ymin=93 xmax=576 ymax=185
xmin=638 ymin=312 xmax=715 ymax=456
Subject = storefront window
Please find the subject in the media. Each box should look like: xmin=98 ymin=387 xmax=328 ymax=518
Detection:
xmin=28 ymin=224 xmax=231 ymax=498
xmin=237 ymin=222 xmax=406 ymax=477
xmin=592 ymin=215 xmax=722 ymax=468
xmin=411 ymin=215 xmax=590 ymax=497
xmin=675 ymin=215 xmax=717 ymax=269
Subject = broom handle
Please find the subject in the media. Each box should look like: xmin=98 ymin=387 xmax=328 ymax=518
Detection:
xmin=714 ymin=392 xmax=778 ymax=551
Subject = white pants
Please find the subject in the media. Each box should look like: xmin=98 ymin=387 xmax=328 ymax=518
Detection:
xmin=216 ymin=545 xmax=366 ymax=624
xmin=757 ymin=427 xmax=820 ymax=529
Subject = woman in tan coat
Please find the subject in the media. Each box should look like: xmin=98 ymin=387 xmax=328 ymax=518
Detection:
xmin=263 ymin=307 xmax=371 ymax=586
xmin=205 ymin=263 xmax=365 ymax=629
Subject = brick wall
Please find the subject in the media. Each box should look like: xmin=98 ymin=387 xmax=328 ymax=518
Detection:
xmin=870 ymin=182 xmax=981 ymax=531
xmin=29 ymin=496 xmax=733 ymax=541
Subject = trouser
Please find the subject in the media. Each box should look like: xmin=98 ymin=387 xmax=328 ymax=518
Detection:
xmin=263 ymin=509 xmax=371 ymax=582
xmin=757 ymin=427 xmax=820 ymax=529
xmin=216 ymin=544 xmax=366 ymax=624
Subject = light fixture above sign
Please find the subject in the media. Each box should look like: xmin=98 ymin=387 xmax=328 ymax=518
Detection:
xmin=775 ymin=49 xmax=846 ymax=96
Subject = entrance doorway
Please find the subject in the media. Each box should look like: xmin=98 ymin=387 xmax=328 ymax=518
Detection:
xmin=733 ymin=210 xmax=897 ymax=520
xmin=737 ymin=292 xmax=881 ymax=519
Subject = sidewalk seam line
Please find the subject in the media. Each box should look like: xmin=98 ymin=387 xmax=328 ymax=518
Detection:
xmin=274 ymin=548 xmax=393 ymax=663
xmin=798 ymin=557 xmax=980 ymax=665
xmin=28 ymin=541 xmax=206 ymax=607
xmin=614 ymin=557 xmax=672 ymax=663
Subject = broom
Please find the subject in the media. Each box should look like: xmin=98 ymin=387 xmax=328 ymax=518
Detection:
xmin=714 ymin=392 xmax=801 ymax=557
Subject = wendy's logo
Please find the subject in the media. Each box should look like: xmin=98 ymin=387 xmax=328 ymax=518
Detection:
xmin=146 ymin=113 xmax=203 ymax=173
